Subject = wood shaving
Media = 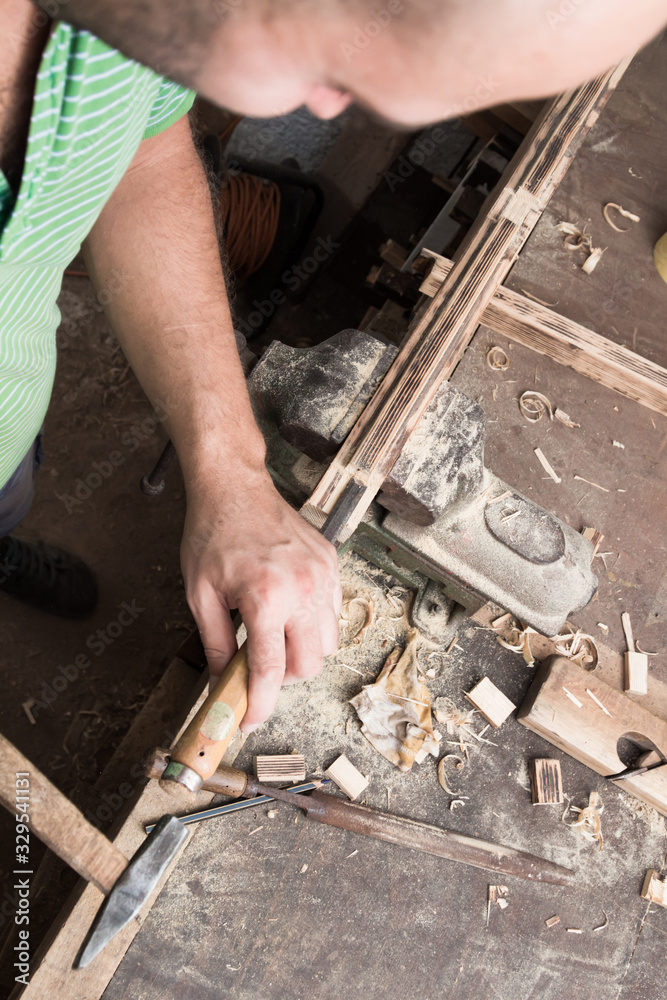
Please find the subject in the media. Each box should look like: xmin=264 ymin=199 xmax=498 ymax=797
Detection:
xmin=562 ymin=791 xmax=604 ymax=852
xmin=486 ymin=489 xmax=512 ymax=506
xmin=573 ymin=474 xmax=609 ymax=492
xmin=445 ymin=636 xmax=459 ymax=655
xmin=554 ymin=408 xmax=580 ymax=428
xmin=450 ymin=799 xmax=466 ymax=810
xmin=249 ymin=826 xmax=264 ymax=836
xmin=433 ymin=697 xmax=476 ymax=734
xmin=612 ymin=440 xmax=625 ymax=449
xmin=342 ymin=597 xmax=376 ymax=645
xmin=486 ymin=346 xmax=510 ymax=371
xmin=21 ymin=700 xmax=37 ymax=726
xmin=299 ymin=864 xmax=308 ymax=874
xmin=437 ymin=754 xmax=465 ymax=795
xmin=593 ymin=911 xmax=609 ymax=932
xmin=534 ymin=447 xmax=561 ymax=484
xmin=603 ymin=203 xmax=640 ymax=232
xmin=519 ymin=390 xmax=553 ymax=423
xmin=585 ymin=687 xmax=612 ymax=718
xmin=597 ymin=623 xmax=609 ymax=634
xmin=566 ymin=928 xmax=583 ymax=934
xmin=636 ymin=643 xmax=658 ymax=656
xmin=562 ymin=686 xmax=583 ymax=708
xmin=553 ymin=627 xmax=599 ymax=670
xmin=582 ymin=246 xmax=606 ymax=274
xmin=346 ymin=850 xmax=358 ymax=859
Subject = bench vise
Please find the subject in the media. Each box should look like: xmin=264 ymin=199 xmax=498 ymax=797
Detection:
xmin=247 ymin=329 xmax=597 ymax=640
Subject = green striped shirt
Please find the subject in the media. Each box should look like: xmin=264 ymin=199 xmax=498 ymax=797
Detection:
xmin=0 ymin=23 xmax=194 ymax=490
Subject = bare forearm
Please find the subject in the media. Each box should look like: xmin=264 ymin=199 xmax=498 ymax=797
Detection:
xmin=83 ymin=115 xmax=267 ymax=500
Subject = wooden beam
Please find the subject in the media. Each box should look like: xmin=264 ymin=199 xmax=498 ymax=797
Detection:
xmin=302 ymin=61 xmax=631 ymax=545
xmin=419 ymin=251 xmax=667 ymax=417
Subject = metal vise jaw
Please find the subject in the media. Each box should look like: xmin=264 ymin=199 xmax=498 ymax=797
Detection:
xmin=248 ymin=329 xmax=597 ymax=637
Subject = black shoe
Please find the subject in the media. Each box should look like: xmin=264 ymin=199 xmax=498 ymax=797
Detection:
xmin=0 ymin=536 xmax=98 ymax=618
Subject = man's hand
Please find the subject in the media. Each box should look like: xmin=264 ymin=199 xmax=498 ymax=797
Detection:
xmin=181 ymin=467 xmax=341 ymax=731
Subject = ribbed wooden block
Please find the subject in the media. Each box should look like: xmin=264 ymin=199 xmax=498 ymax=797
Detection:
xmin=255 ymin=754 xmax=306 ymax=783
xmin=529 ymin=759 xmax=563 ymax=805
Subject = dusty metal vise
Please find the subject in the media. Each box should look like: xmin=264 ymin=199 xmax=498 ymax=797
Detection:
xmin=248 ymin=329 xmax=597 ymax=639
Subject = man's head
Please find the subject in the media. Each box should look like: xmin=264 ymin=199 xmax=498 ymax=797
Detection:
xmin=40 ymin=0 xmax=667 ymax=125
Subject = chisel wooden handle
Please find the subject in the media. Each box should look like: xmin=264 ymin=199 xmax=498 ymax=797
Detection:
xmin=0 ymin=733 xmax=128 ymax=893
xmin=160 ymin=643 xmax=249 ymax=794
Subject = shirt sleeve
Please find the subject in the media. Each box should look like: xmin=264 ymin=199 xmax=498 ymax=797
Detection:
xmin=143 ymin=78 xmax=196 ymax=140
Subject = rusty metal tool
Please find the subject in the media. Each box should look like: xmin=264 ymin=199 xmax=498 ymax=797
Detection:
xmin=0 ymin=733 xmax=189 ymax=969
xmin=170 ymin=782 xmax=575 ymax=886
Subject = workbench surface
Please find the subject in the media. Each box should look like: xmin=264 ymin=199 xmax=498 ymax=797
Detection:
xmin=101 ymin=38 xmax=667 ymax=1000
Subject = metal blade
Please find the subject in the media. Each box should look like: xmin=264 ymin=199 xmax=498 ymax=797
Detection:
xmin=75 ymin=815 xmax=190 ymax=969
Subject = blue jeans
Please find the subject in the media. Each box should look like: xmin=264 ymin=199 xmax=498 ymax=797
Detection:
xmin=0 ymin=434 xmax=44 ymax=537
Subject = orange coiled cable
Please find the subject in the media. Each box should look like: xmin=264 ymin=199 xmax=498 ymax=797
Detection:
xmin=218 ymin=172 xmax=281 ymax=280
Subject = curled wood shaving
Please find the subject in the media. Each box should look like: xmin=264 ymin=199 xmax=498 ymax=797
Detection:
xmin=553 ymin=627 xmax=599 ymax=670
xmin=603 ymin=203 xmax=640 ymax=232
xmin=496 ymin=624 xmax=538 ymax=666
xmin=450 ymin=799 xmax=466 ymax=810
xmin=554 ymin=408 xmax=580 ymax=428
xmin=582 ymin=247 xmax=606 ymax=274
xmin=486 ymin=346 xmax=509 ymax=371
xmin=519 ymin=390 xmax=553 ymax=423
xmin=593 ymin=911 xmax=609 ymax=932
xmin=437 ymin=754 xmax=465 ymax=794
xmin=342 ymin=597 xmax=376 ymax=646
xmin=636 ymin=643 xmax=659 ymax=656
xmin=562 ymin=791 xmax=604 ymax=852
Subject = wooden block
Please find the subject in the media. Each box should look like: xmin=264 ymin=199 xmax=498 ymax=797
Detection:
xmin=529 ymin=759 xmax=564 ymax=805
xmin=465 ymin=677 xmax=516 ymax=728
xmin=255 ymin=755 xmax=306 ymax=783
xmin=518 ymin=655 xmax=667 ymax=817
xmin=324 ymin=754 xmax=368 ymax=800
xmin=641 ymin=869 xmax=667 ymax=908
xmin=625 ymin=650 xmax=649 ymax=695
xmin=545 ymin=915 xmax=561 ymax=928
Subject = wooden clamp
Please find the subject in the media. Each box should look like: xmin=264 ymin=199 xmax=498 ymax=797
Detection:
xmin=518 ymin=655 xmax=667 ymax=816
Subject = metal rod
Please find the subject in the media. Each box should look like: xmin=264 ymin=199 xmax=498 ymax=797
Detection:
xmin=144 ymin=780 xmax=324 ymax=834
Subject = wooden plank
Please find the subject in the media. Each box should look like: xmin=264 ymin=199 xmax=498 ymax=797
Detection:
xmin=517 ymin=655 xmax=667 ymax=816
xmin=420 ymin=251 xmax=667 ymax=417
xmin=302 ymin=61 xmax=631 ymax=545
